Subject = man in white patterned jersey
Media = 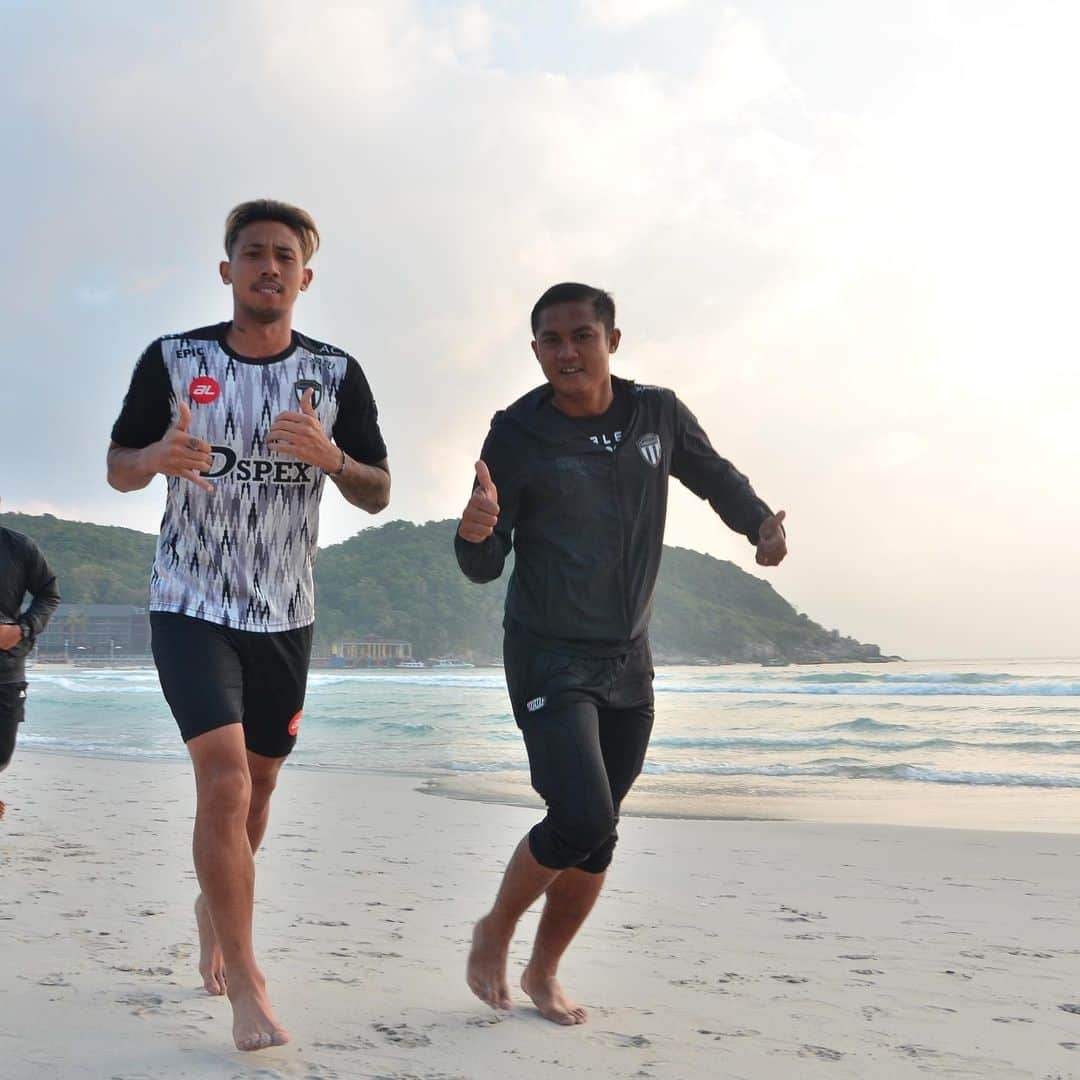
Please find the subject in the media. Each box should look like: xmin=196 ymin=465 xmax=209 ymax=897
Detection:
xmin=107 ymin=200 xmax=390 ymax=1051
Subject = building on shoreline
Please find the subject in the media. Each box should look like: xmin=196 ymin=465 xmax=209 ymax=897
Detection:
xmin=35 ymin=604 xmax=150 ymax=660
xmin=335 ymin=636 xmax=413 ymax=666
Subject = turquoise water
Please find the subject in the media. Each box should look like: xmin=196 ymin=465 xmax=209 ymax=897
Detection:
xmin=18 ymin=658 xmax=1080 ymax=828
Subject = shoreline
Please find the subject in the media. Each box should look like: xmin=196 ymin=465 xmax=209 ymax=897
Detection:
xmin=19 ymin=745 xmax=1080 ymax=836
xmin=3 ymin=751 xmax=1080 ymax=1078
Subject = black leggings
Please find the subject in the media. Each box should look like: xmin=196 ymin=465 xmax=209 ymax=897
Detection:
xmin=521 ymin=700 xmax=654 ymax=874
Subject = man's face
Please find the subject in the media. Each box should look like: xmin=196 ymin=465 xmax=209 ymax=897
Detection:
xmin=531 ymin=301 xmax=620 ymax=399
xmin=219 ymin=220 xmax=313 ymax=323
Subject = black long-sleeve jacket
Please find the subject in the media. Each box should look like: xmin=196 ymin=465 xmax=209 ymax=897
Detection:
xmin=0 ymin=526 xmax=60 ymax=683
xmin=454 ymin=377 xmax=774 ymax=653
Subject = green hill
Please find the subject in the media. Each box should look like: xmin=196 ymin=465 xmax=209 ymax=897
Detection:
xmin=1 ymin=511 xmax=889 ymax=663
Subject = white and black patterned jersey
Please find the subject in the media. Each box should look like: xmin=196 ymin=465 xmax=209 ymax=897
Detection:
xmin=111 ymin=323 xmax=387 ymax=632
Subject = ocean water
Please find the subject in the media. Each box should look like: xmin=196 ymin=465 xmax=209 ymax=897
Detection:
xmin=17 ymin=658 xmax=1080 ymax=831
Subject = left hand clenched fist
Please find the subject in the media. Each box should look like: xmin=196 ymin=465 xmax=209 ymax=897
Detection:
xmin=0 ymin=624 xmax=22 ymax=651
xmin=267 ymin=388 xmax=338 ymax=472
xmin=755 ymin=509 xmax=787 ymax=567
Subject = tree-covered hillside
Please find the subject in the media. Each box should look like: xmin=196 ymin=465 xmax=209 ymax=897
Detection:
xmin=0 ymin=512 xmax=155 ymax=606
xmin=1 ymin=512 xmax=890 ymax=663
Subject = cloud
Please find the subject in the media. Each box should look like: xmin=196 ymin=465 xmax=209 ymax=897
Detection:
xmin=581 ymin=0 xmax=689 ymax=26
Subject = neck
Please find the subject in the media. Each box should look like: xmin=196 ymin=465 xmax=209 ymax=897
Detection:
xmin=226 ymin=311 xmax=294 ymax=358
xmin=551 ymin=377 xmax=615 ymax=419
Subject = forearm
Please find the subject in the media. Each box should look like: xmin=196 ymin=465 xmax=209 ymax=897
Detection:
xmin=705 ymin=475 xmax=773 ymax=544
xmin=671 ymin=399 xmax=772 ymax=543
xmin=454 ymin=531 xmax=508 ymax=583
xmin=23 ymin=581 xmax=60 ymax=637
xmin=329 ymin=454 xmax=390 ymax=513
xmin=107 ymin=443 xmax=158 ymax=492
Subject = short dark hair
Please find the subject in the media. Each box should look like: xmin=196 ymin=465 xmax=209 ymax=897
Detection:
xmin=224 ymin=199 xmax=320 ymax=264
xmin=531 ymin=282 xmax=616 ymax=335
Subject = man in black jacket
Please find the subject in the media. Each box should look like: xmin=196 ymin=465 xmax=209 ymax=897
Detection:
xmin=455 ymin=282 xmax=786 ymax=1025
xmin=0 ymin=506 xmax=61 ymax=819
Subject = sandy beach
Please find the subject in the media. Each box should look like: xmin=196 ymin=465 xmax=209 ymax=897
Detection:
xmin=3 ymin=751 xmax=1080 ymax=1079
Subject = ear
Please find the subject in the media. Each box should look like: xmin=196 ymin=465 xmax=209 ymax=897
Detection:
xmin=299 ymin=267 xmax=314 ymax=292
xmin=530 ymin=339 xmax=540 ymax=363
xmin=219 ymin=260 xmax=232 ymax=285
xmin=608 ymin=327 xmax=621 ymax=354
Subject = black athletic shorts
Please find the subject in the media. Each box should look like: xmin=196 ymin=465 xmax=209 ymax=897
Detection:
xmin=150 ymin=612 xmax=313 ymax=759
xmin=0 ymin=682 xmax=27 ymax=768
xmin=503 ymin=624 xmax=654 ymax=725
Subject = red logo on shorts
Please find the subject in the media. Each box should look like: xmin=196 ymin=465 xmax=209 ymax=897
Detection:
xmin=288 ymin=710 xmax=302 ymax=736
xmin=189 ymin=376 xmax=220 ymax=404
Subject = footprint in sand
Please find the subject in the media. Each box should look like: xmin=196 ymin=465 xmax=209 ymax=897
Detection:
xmin=116 ymin=991 xmax=165 ymax=1016
xmin=372 ymin=1022 xmax=432 ymax=1048
xmin=801 ymin=1045 xmax=844 ymax=1061
xmin=610 ymin=1034 xmax=651 ymax=1048
xmin=897 ymin=1044 xmax=940 ymax=1058
xmin=311 ymin=1038 xmax=377 ymax=1051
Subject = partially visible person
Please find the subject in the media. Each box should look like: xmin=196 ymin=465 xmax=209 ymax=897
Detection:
xmin=0 ymin=499 xmax=61 ymax=819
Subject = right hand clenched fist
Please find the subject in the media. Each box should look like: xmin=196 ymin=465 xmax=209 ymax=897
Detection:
xmin=147 ymin=401 xmax=214 ymax=492
xmin=458 ymin=460 xmax=499 ymax=543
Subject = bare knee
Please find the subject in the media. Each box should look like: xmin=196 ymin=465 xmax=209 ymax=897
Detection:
xmin=197 ymin=765 xmax=252 ymax=821
xmin=248 ymin=771 xmax=278 ymax=818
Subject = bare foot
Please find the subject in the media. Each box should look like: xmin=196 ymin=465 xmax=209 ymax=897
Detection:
xmin=466 ymin=915 xmax=513 ymax=1010
xmin=228 ymin=976 xmax=289 ymax=1051
xmin=521 ymin=966 xmax=587 ymax=1025
xmin=194 ymin=894 xmax=226 ymax=995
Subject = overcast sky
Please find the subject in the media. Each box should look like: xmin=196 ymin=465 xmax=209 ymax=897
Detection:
xmin=2 ymin=1 xmax=1077 ymax=659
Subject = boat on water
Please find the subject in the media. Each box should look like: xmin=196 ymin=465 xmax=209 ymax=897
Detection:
xmin=395 ymin=659 xmax=426 ymax=669
xmin=429 ymin=657 xmax=474 ymax=669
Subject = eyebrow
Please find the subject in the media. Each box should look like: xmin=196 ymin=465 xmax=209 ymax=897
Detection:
xmin=240 ymin=241 xmax=299 ymax=254
xmin=540 ymin=324 xmax=596 ymax=337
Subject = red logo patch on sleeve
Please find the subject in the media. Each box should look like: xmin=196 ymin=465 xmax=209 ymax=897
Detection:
xmin=189 ymin=376 xmax=221 ymax=404
xmin=288 ymin=710 xmax=302 ymax=736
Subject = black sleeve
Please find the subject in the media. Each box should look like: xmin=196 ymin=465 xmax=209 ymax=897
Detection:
xmin=454 ymin=420 xmax=522 ymax=584
xmin=669 ymin=394 xmax=774 ymax=545
xmin=332 ymin=357 xmax=388 ymax=466
xmin=13 ymin=537 xmax=60 ymax=654
xmin=111 ymin=340 xmax=173 ymax=448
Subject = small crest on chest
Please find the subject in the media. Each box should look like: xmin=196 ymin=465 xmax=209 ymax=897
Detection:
xmin=293 ymin=379 xmax=323 ymax=408
xmin=636 ymin=432 xmax=662 ymax=467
